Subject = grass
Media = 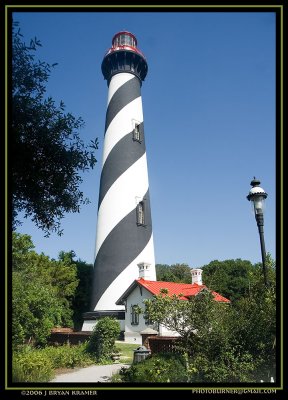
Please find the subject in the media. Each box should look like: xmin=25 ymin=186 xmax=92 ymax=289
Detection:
xmin=114 ymin=341 xmax=138 ymax=364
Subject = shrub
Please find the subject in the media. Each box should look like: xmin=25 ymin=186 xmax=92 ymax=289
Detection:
xmin=86 ymin=317 xmax=121 ymax=362
xmin=42 ymin=343 xmax=94 ymax=368
xmin=119 ymin=353 xmax=187 ymax=382
xmin=13 ymin=346 xmax=54 ymax=382
xmin=12 ymin=344 xmax=95 ymax=382
xmin=187 ymin=350 xmax=257 ymax=383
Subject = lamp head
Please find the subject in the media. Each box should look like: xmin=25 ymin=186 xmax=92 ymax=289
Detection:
xmin=247 ymin=177 xmax=268 ymax=215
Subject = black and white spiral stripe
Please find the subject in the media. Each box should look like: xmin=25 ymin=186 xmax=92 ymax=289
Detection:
xmin=91 ymin=72 xmax=155 ymax=311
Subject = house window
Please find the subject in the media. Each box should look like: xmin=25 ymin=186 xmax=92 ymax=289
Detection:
xmin=144 ymin=307 xmax=156 ymax=327
xmin=133 ymin=123 xmax=141 ymax=142
xmin=137 ymin=201 xmax=145 ymax=226
xmin=131 ymin=305 xmax=139 ymax=325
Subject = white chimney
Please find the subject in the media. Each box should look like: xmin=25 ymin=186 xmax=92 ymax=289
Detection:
xmin=191 ymin=268 xmax=203 ymax=285
xmin=138 ymin=262 xmax=152 ymax=280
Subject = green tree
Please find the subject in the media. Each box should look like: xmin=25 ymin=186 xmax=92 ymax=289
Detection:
xmin=12 ymin=272 xmax=63 ymax=346
xmin=156 ymin=264 xmax=175 ymax=281
xmin=170 ymin=263 xmax=192 ymax=283
xmin=72 ymin=259 xmax=93 ymax=330
xmin=250 ymin=253 xmax=276 ymax=289
xmin=12 ymin=233 xmax=35 ymax=271
xmin=12 ymin=233 xmax=79 ymax=346
xmin=144 ymin=256 xmax=276 ymax=382
xmin=119 ymin=353 xmax=187 ymax=383
xmin=201 ymin=259 xmax=255 ymax=303
xmin=12 ymin=22 xmax=98 ymax=236
xmin=229 ymin=255 xmax=276 ymax=381
xmin=156 ymin=263 xmax=191 ymax=283
xmin=86 ymin=317 xmax=121 ymax=362
xmin=144 ymin=289 xmax=257 ymax=382
xmin=144 ymin=289 xmax=230 ymax=353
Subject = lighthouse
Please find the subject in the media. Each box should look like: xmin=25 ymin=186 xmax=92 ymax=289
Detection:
xmin=82 ymin=31 xmax=156 ymax=331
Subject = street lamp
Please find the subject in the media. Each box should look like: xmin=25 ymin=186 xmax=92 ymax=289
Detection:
xmin=247 ymin=177 xmax=268 ymax=286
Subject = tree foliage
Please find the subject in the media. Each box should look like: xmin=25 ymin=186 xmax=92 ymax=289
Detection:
xmin=86 ymin=317 xmax=121 ymax=362
xmin=12 ymin=233 xmax=79 ymax=346
xmin=156 ymin=263 xmax=191 ymax=283
xmin=12 ymin=270 xmax=63 ymax=347
xmin=156 ymin=259 xmax=268 ymax=304
xmin=201 ymin=256 xmax=276 ymax=304
xmin=72 ymin=259 xmax=93 ymax=330
xmin=144 ymin=289 xmax=230 ymax=355
xmin=119 ymin=353 xmax=187 ymax=383
xmin=144 ymin=258 xmax=276 ymax=382
xmin=229 ymin=255 xmax=276 ymax=381
xmin=11 ymin=22 xmax=98 ymax=236
xmin=201 ymin=258 xmax=256 ymax=303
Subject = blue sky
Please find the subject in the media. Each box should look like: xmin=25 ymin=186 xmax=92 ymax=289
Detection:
xmin=13 ymin=10 xmax=276 ymax=268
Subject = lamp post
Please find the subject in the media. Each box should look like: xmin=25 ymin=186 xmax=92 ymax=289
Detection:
xmin=247 ymin=177 xmax=268 ymax=287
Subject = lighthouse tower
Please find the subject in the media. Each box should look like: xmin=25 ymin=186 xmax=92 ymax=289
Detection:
xmin=82 ymin=31 xmax=156 ymax=331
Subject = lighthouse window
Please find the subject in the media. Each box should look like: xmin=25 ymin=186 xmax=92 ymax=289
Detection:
xmin=131 ymin=305 xmax=139 ymax=325
xmin=133 ymin=123 xmax=141 ymax=142
xmin=137 ymin=201 xmax=145 ymax=226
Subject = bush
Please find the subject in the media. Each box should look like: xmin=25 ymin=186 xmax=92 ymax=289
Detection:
xmin=86 ymin=317 xmax=121 ymax=362
xmin=187 ymin=350 xmax=257 ymax=383
xmin=12 ymin=344 xmax=95 ymax=382
xmin=13 ymin=346 xmax=54 ymax=382
xmin=120 ymin=353 xmax=187 ymax=382
xmin=42 ymin=343 xmax=94 ymax=368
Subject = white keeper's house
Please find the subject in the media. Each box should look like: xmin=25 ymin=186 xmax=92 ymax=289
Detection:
xmin=116 ymin=263 xmax=230 ymax=344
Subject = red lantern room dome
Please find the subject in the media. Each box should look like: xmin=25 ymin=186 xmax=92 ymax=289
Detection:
xmin=104 ymin=31 xmax=146 ymax=59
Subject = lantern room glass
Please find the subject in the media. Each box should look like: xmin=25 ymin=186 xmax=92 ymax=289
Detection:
xmin=113 ymin=33 xmax=136 ymax=47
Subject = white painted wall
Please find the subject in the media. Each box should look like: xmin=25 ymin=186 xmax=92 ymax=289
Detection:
xmin=82 ymin=320 xmax=96 ymax=332
xmin=123 ymin=284 xmax=180 ymax=343
xmin=124 ymin=286 xmax=153 ymax=344
xmin=158 ymin=325 xmax=180 ymax=337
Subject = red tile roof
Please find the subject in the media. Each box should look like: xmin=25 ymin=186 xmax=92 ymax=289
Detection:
xmin=137 ymin=278 xmax=230 ymax=303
